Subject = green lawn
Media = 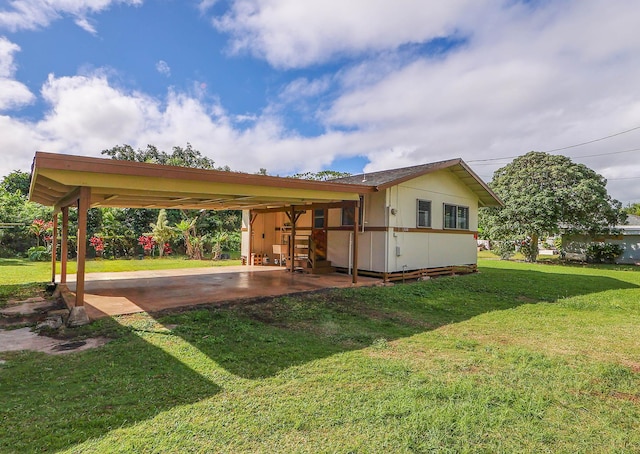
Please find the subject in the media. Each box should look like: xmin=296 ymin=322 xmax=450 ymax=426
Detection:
xmin=0 ymin=256 xmax=242 ymax=284
xmin=1 ymin=259 xmax=639 ymax=452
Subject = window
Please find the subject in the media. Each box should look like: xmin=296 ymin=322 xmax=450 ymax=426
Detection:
xmin=341 ymin=196 xmax=365 ymax=226
xmin=314 ymin=209 xmax=325 ymax=229
xmin=417 ymin=199 xmax=431 ymax=228
xmin=444 ymin=204 xmax=469 ymax=229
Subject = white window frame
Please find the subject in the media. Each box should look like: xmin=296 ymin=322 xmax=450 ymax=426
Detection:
xmin=416 ymin=199 xmax=432 ymax=228
xmin=443 ymin=204 xmax=469 ymax=230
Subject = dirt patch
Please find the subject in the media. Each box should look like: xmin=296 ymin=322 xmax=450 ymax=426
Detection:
xmin=0 ymin=327 xmax=109 ymax=355
xmin=609 ymin=391 xmax=640 ymax=404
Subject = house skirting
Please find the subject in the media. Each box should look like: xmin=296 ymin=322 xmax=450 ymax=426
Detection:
xmin=335 ymin=264 xmax=477 ymax=283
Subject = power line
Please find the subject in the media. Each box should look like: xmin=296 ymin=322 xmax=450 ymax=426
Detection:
xmin=467 ymin=124 xmax=640 ymax=163
xmin=545 ymin=124 xmax=640 ymax=152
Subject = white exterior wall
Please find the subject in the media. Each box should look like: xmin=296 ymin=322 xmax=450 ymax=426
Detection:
xmin=386 ymin=169 xmax=479 ymax=273
xmin=241 ymin=167 xmax=482 ymax=273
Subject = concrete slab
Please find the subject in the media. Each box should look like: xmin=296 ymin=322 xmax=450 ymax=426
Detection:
xmin=59 ymin=266 xmax=379 ymax=320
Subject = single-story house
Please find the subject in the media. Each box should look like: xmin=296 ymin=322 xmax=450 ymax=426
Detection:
xmin=242 ymin=159 xmax=502 ymax=281
xmin=28 ymin=152 xmax=501 ymax=322
xmin=563 ymin=214 xmax=640 ymax=264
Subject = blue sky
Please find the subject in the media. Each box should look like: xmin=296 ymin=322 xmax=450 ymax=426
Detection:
xmin=1 ymin=0 xmax=640 ymax=204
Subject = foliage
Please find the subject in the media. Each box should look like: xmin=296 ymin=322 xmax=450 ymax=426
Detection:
xmin=492 ymin=239 xmax=516 ymax=260
xmin=290 ymin=170 xmax=352 ymax=181
xmin=101 ymin=143 xmax=223 ymax=170
xmin=28 ymin=219 xmax=53 ymax=247
xmin=1 ymin=170 xmax=31 ymax=196
xmin=27 ymin=245 xmax=50 ymax=261
xmin=150 ymin=209 xmax=174 ymax=257
xmin=210 ymin=230 xmax=229 ymax=260
xmin=0 ymin=186 xmax=51 ymax=257
xmin=138 ymin=235 xmax=156 ymax=255
xmin=586 ymin=242 xmax=624 ymax=263
xmin=623 ymin=202 xmax=640 ymax=216
xmin=481 ymin=152 xmax=624 ymax=262
xmin=89 ymin=236 xmax=105 ymax=255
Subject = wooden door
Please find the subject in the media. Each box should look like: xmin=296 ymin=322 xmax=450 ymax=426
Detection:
xmin=312 ymin=208 xmax=327 ymax=261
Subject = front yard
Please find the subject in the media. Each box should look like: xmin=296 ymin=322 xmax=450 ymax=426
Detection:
xmin=1 ymin=259 xmax=639 ymax=452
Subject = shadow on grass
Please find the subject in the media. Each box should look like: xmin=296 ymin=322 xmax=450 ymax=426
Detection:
xmin=0 ymin=318 xmax=220 ymax=453
xmin=0 ymin=258 xmax=32 ymax=267
xmin=159 ymin=267 xmax=638 ymax=379
xmin=1 ymin=266 xmax=635 ymax=451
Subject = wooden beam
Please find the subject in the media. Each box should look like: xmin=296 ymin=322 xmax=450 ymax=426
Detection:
xmin=75 ymin=187 xmax=91 ymax=307
xmin=353 ymin=199 xmax=359 ymax=284
xmin=54 ymin=187 xmax=82 ymax=211
xmin=290 ymin=206 xmax=296 ymax=273
xmin=248 ymin=210 xmax=254 ymax=266
xmin=61 ymin=207 xmax=68 ymax=284
xmin=51 ymin=212 xmax=58 ymax=283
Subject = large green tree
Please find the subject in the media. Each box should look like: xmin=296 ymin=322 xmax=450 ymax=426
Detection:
xmin=480 ymin=151 xmax=624 ymax=261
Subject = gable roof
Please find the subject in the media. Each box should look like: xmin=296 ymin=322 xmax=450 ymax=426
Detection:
xmin=331 ymin=158 xmax=502 ymax=207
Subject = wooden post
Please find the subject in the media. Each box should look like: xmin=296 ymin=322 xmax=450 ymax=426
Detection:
xmin=353 ymin=199 xmax=359 ymax=284
xmin=61 ymin=207 xmax=68 ymax=284
xmin=290 ymin=206 xmax=296 ymax=273
xmin=50 ymin=211 xmax=58 ymax=283
xmin=248 ymin=209 xmax=253 ymax=266
xmin=75 ymin=187 xmax=91 ymax=307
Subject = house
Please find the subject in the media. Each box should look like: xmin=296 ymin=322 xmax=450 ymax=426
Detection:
xmin=29 ymin=152 xmax=501 ymax=322
xmin=563 ymin=214 xmax=640 ymax=264
xmin=242 ymin=159 xmax=502 ymax=281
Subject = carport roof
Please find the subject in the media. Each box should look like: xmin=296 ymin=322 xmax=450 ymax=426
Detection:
xmin=29 ymin=152 xmax=372 ymax=211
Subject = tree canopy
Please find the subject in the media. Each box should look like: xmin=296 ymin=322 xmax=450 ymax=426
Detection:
xmin=101 ymin=143 xmax=230 ymax=171
xmin=1 ymin=170 xmax=31 ymax=197
xmin=480 ymin=151 xmax=624 ymax=261
xmin=290 ymin=170 xmax=352 ymax=181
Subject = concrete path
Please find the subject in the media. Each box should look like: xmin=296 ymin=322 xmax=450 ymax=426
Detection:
xmin=60 ymin=266 xmax=378 ymax=320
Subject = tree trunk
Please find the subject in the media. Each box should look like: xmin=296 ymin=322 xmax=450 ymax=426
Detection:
xmin=529 ymin=233 xmax=539 ymax=262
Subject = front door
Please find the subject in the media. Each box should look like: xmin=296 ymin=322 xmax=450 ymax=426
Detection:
xmin=312 ymin=208 xmax=327 ymax=262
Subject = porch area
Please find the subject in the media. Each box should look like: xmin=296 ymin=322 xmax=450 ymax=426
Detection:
xmin=59 ymin=266 xmax=380 ymax=320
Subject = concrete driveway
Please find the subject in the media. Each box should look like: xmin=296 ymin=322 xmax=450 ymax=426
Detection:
xmin=61 ymin=266 xmax=379 ymax=320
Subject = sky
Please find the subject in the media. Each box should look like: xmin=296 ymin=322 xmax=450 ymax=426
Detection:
xmin=1 ymin=0 xmax=640 ymax=205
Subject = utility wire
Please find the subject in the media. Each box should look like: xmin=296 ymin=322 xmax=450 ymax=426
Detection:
xmin=467 ymin=124 xmax=640 ymax=163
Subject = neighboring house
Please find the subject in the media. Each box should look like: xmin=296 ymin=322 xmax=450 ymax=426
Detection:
xmin=242 ymin=159 xmax=502 ymax=281
xmin=562 ymin=214 xmax=640 ymax=264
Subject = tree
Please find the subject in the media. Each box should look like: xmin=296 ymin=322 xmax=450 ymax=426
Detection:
xmin=150 ymin=209 xmax=174 ymax=257
xmin=623 ymin=203 xmax=640 ymax=216
xmin=290 ymin=170 xmax=352 ymax=181
xmin=480 ymin=151 xmax=624 ymax=262
xmin=101 ymin=143 xmax=218 ymax=169
xmin=1 ymin=170 xmax=31 ymax=197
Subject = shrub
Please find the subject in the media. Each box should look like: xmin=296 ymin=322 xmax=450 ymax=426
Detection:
xmin=27 ymin=246 xmax=51 ymax=262
xmin=493 ymin=240 xmax=516 ymax=260
xmin=586 ymin=242 xmax=623 ymax=263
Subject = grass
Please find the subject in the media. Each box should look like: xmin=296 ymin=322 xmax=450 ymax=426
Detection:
xmin=1 ymin=260 xmax=639 ymax=452
xmin=0 ymin=256 xmax=241 ymax=286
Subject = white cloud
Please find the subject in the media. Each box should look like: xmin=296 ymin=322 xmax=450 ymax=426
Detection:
xmin=3 ymin=0 xmax=640 ymax=206
xmin=0 ymin=0 xmax=143 ymax=33
xmin=279 ymin=77 xmax=330 ymax=102
xmin=214 ymin=0 xmax=487 ymax=68
xmin=0 ymin=37 xmax=34 ymax=110
xmin=155 ymin=60 xmax=171 ymax=77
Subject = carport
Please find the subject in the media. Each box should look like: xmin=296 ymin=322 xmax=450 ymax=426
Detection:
xmin=29 ymin=152 xmax=372 ymax=323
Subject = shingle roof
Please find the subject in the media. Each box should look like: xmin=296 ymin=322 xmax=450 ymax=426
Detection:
xmin=624 ymin=214 xmax=640 ymax=226
xmin=330 ymin=158 xmax=502 ymax=207
xmin=330 ymin=159 xmax=462 ymax=187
